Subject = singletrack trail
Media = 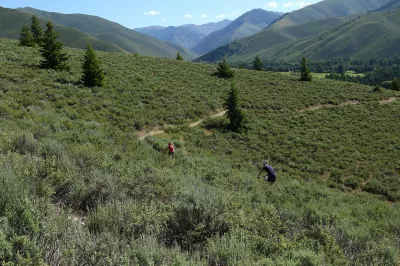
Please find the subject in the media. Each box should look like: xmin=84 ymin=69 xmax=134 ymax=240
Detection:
xmin=298 ymin=97 xmax=400 ymax=113
xmin=297 ymin=100 xmax=359 ymax=113
xmin=138 ymin=110 xmax=226 ymax=140
xmin=380 ymin=97 xmax=399 ymax=104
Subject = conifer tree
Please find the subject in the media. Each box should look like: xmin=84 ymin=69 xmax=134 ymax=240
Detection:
xmin=391 ymin=78 xmax=400 ymax=91
xmin=253 ymin=55 xmax=263 ymax=71
xmin=225 ymin=82 xmax=246 ymax=132
xmin=300 ymin=57 xmax=312 ymax=81
xmin=40 ymin=21 xmax=70 ymax=71
xmin=19 ymin=26 xmax=35 ymax=47
xmin=176 ymin=52 xmax=184 ymax=60
xmin=30 ymin=15 xmax=43 ymax=45
xmin=213 ymin=58 xmax=234 ymax=79
xmin=82 ymin=44 xmax=105 ymax=88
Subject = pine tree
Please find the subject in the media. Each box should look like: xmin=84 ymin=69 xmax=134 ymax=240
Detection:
xmin=225 ymin=82 xmax=246 ymax=132
xmin=30 ymin=15 xmax=43 ymax=45
xmin=391 ymin=78 xmax=400 ymax=91
xmin=19 ymin=26 xmax=35 ymax=47
xmin=213 ymin=58 xmax=234 ymax=79
xmin=300 ymin=57 xmax=312 ymax=81
xmin=82 ymin=44 xmax=105 ymax=88
xmin=40 ymin=21 xmax=70 ymax=71
xmin=253 ymin=55 xmax=263 ymax=71
xmin=176 ymin=52 xmax=184 ymax=60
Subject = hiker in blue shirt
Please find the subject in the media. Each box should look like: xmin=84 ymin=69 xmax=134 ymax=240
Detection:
xmin=258 ymin=160 xmax=276 ymax=184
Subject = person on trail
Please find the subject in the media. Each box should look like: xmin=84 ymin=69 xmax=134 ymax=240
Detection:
xmin=258 ymin=160 xmax=276 ymax=184
xmin=168 ymin=143 xmax=175 ymax=159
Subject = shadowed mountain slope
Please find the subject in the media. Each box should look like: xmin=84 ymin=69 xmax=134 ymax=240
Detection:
xmin=191 ymin=9 xmax=283 ymax=55
xmin=135 ymin=20 xmax=231 ymax=49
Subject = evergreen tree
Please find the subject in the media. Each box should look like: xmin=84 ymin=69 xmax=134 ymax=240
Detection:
xmin=300 ymin=57 xmax=312 ymax=81
xmin=82 ymin=44 xmax=105 ymax=88
xmin=213 ymin=58 xmax=234 ymax=79
xmin=30 ymin=15 xmax=43 ymax=45
xmin=337 ymin=64 xmax=345 ymax=74
xmin=391 ymin=78 xmax=400 ymax=91
xmin=176 ymin=52 xmax=184 ymax=60
xmin=253 ymin=55 xmax=263 ymax=71
xmin=40 ymin=21 xmax=70 ymax=71
xmin=225 ymin=82 xmax=246 ymax=132
xmin=19 ymin=26 xmax=35 ymax=47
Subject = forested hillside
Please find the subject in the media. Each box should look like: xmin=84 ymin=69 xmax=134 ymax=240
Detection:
xmin=0 ymin=38 xmax=399 ymax=265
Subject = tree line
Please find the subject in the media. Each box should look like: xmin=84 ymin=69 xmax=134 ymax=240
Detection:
xmin=233 ymin=56 xmax=400 ymax=90
xmin=19 ymin=15 xmax=105 ymax=88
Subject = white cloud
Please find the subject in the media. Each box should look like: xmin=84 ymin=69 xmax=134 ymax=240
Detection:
xmin=144 ymin=10 xmax=160 ymax=16
xmin=199 ymin=14 xmax=208 ymax=18
xmin=184 ymin=14 xmax=193 ymax=19
xmin=264 ymin=2 xmax=278 ymax=9
xmin=216 ymin=14 xmax=227 ymax=19
xmin=283 ymin=1 xmax=311 ymax=8
xmin=161 ymin=18 xmax=168 ymax=22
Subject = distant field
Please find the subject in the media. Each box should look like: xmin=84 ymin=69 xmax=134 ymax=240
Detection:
xmin=278 ymin=71 xmax=365 ymax=79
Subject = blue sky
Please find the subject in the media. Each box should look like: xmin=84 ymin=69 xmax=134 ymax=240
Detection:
xmin=1 ymin=0 xmax=322 ymax=28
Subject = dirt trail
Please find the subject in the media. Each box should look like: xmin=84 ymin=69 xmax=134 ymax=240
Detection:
xmin=138 ymin=110 xmax=226 ymax=140
xmin=189 ymin=110 xmax=226 ymax=128
xmin=297 ymin=100 xmax=359 ymax=113
xmin=380 ymin=97 xmax=399 ymax=104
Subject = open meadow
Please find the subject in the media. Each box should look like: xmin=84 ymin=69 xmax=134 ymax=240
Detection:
xmin=0 ymin=38 xmax=400 ymax=265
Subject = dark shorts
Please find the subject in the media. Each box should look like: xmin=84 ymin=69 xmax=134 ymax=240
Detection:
xmin=266 ymin=175 xmax=276 ymax=183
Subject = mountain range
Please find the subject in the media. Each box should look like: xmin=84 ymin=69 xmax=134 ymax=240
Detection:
xmin=134 ymin=20 xmax=231 ymax=49
xmin=2 ymin=0 xmax=400 ymax=62
xmin=0 ymin=7 xmax=124 ymax=53
xmin=191 ymin=9 xmax=283 ymax=55
xmin=269 ymin=0 xmax=393 ymax=29
xmin=196 ymin=0 xmax=400 ymax=63
xmin=3 ymin=7 xmax=196 ymax=59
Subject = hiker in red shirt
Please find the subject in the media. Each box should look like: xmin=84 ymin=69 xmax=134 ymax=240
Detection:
xmin=168 ymin=143 xmax=175 ymax=159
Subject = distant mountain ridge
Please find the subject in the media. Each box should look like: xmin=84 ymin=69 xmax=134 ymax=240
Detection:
xmin=134 ymin=20 xmax=231 ymax=49
xmin=192 ymin=9 xmax=283 ymax=55
xmin=196 ymin=8 xmax=400 ymax=63
xmin=371 ymin=0 xmax=400 ymax=12
xmin=268 ymin=0 xmax=393 ymax=29
xmin=17 ymin=7 xmax=196 ymax=59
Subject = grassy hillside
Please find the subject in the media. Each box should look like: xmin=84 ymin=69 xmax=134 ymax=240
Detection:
xmin=0 ymin=38 xmax=399 ymax=265
xmin=192 ymin=9 xmax=283 ymax=55
xmin=195 ymin=15 xmax=354 ymax=63
xmin=269 ymin=0 xmax=392 ymax=29
xmin=372 ymin=0 xmax=400 ymax=12
xmin=0 ymin=7 xmax=124 ymax=53
xmin=199 ymin=9 xmax=400 ymax=63
xmin=18 ymin=7 xmax=195 ymax=59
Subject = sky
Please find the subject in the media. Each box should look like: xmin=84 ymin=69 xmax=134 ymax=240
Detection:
xmin=1 ymin=0 xmax=322 ymax=28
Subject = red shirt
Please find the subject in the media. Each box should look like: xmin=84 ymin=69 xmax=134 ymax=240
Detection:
xmin=168 ymin=144 xmax=175 ymax=153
